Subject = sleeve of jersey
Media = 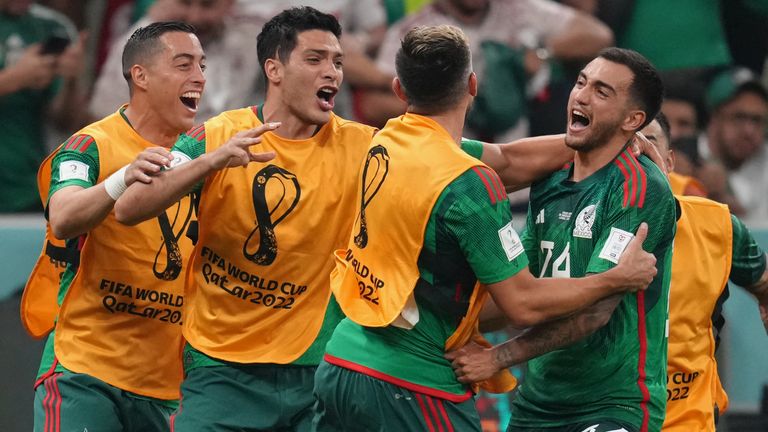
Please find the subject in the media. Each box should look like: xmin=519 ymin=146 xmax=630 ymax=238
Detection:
xmin=729 ymin=214 xmax=767 ymax=287
xmin=586 ymin=163 xmax=677 ymax=275
xmin=170 ymin=125 xmax=207 ymax=193
xmin=442 ymin=167 xmax=529 ymax=284
xmin=460 ymin=138 xmax=484 ymax=160
xmin=48 ymin=135 xmax=100 ymax=201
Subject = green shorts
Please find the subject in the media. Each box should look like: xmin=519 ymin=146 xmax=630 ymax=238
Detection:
xmin=171 ymin=363 xmax=317 ymax=432
xmin=507 ymin=419 xmax=638 ymax=432
xmin=33 ymin=370 xmax=174 ymax=432
xmin=312 ymin=360 xmax=481 ymax=432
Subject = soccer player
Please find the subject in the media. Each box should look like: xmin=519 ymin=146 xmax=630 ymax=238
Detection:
xmin=449 ymin=48 xmax=676 ymax=432
xmin=24 ymin=22 xmax=205 ymax=431
xmin=641 ymin=115 xmax=768 ymax=431
xmin=313 ymin=28 xmax=659 ymax=432
xmin=114 ymin=7 xmax=376 ymax=431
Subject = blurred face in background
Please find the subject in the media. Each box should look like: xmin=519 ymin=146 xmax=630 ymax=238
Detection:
xmin=157 ymin=0 xmax=233 ymax=43
xmin=0 ymin=0 xmax=33 ymax=16
xmin=662 ymin=98 xmax=698 ymax=141
xmin=709 ymin=91 xmax=768 ymax=169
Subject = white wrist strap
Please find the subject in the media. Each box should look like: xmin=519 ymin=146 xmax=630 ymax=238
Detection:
xmin=104 ymin=165 xmax=128 ymax=200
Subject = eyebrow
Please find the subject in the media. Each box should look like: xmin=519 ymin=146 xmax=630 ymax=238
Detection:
xmin=304 ymin=49 xmax=343 ymax=58
xmin=172 ymin=53 xmax=206 ymax=61
xmin=578 ymin=71 xmax=617 ymax=96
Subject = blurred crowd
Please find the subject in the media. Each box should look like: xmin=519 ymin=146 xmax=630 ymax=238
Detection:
xmin=1 ymin=0 xmax=767 ymax=222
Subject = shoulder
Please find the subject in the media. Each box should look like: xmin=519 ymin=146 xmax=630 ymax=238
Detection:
xmin=610 ymin=152 xmax=671 ymax=209
xmin=444 ymin=166 xmax=507 ymax=208
xmin=333 ymin=115 xmax=378 ymax=138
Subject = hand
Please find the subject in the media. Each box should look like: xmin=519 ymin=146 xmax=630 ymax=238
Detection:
xmin=615 ymin=222 xmax=657 ymax=292
xmin=632 ymin=132 xmax=668 ymax=175
xmin=56 ymin=31 xmax=87 ymax=79
xmin=207 ymin=123 xmax=279 ymax=170
xmin=445 ymin=341 xmax=500 ymax=384
xmin=125 ymin=147 xmax=173 ymax=185
xmin=8 ymin=44 xmax=57 ymax=90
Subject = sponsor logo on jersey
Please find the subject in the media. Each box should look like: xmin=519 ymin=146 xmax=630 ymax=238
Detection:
xmin=59 ymin=160 xmax=89 ymax=182
xmin=598 ymin=227 xmax=634 ymax=264
xmin=169 ymin=151 xmax=192 ymax=168
xmin=535 ymin=209 xmax=545 ymax=224
xmin=572 ymin=204 xmax=597 ymax=239
xmin=498 ymin=221 xmax=524 ymax=261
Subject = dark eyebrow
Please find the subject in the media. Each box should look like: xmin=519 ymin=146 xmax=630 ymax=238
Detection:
xmin=172 ymin=53 xmax=206 ymax=61
xmin=304 ymin=49 xmax=344 ymax=58
xmin=578 ymin=71 xmax=617 ymax=96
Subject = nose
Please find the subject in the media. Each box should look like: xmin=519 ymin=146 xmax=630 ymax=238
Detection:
xmin=572 ymin=85 xmax=589 ymax=106
xmin=193 ymin=63 xmax=206 ymax=86
xmin=322 ymin=58 xmax=341 ymax=82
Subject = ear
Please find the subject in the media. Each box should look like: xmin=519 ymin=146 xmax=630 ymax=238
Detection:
xmin=130 ymin=65 xmax=149 ymax=91
xmin=264 ymin=58 xmax=282 ymax=85
xmin=392 ymin=77 xmax=408 ymax=103
xmin=667 ymin=149 xmax=676 ymax=173
xmin=468 ymin=72 xmax=478 ymax=97
xmin=622 ymin=110 xmax=646 ymax=132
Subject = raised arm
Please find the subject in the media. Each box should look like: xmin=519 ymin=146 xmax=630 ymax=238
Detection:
xmin=485 ymin=222 xmax=654 ymax=328
xmin=447 ymin=293 xmax=622 ymax=383
xmin=477 ymin=134 xmax=572 ymax=191
xmin=115 ymin=123 xmax=278 ymax=225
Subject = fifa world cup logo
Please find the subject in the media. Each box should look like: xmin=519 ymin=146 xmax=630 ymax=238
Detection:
xmin=243 ymin=164 xmax=301 ymax=265
xmin=153 ymin=197 xmax=195 ymax=280
xmin=354 ymin=145 xmax=389 ymax=248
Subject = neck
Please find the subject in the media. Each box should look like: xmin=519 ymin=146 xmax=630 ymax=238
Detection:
xmin=572 ymin=134 xmax=631 ymax=182
xmin=123 ymin=100 xmax=180 ymax=148
xmin=410 ymin=104 xmax=467 ymax=147
xmin=262 ymin=98 xmax=322 ymax=140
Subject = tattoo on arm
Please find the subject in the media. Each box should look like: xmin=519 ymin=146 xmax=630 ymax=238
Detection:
xmin=493 ymin=294 xmax=623 ymax=368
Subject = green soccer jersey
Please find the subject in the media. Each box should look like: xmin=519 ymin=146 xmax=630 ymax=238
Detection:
xmin=509 ymin=147 xmax=677 ymax=430
xmin=325 ymin=167 xmax=528 ymax=399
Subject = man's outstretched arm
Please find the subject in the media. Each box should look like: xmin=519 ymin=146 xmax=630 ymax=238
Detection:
xmin=115 ymin=123 xmax=278 ymax=225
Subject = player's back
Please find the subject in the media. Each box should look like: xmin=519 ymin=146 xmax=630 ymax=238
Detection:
xmin=510 ymin=148 xmax=676 ymax=431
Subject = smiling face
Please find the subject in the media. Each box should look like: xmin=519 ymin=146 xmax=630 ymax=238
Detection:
xmin=565 ymin=57 xmax=639 ymax=153
xmin=142 ymin=31 xmax=206 ymax=132
xmin=271 ymin=29 xmax=343 ymax=127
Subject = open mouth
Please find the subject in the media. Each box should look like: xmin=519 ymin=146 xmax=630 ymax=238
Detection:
xmin=570 ymin=109 xmax=591 ymax=129
xmin=316 ymin=87 xmax=337 ymax=110
xmin=180 ymin=91 xmax=201 ymax=111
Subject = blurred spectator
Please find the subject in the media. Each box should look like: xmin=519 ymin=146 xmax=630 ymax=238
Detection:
xmin=381 ymin=0 xmax=431 ymax=25
xmin=362 ymin=0 xmax=613 ymax=142
xmin=0 ymin=0 xmax=85 ymax=212
xmin=89 ymin=0 xmax=265 ymax=123
xmin=699 ymin=67 xmax=768 ymax=220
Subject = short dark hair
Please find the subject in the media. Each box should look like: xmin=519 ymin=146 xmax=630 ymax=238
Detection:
xmin=122 ymin=21 xmax=196 ymax=92
xmin=654 ymin=111 xmax=671 ymax=145
xmin=599 ymin=47 xmax=663 ymax=129
xmin=256 ymin=7 xmax=342 ymax=79
xmin=395 ymin=25 xmax=471 ymax=113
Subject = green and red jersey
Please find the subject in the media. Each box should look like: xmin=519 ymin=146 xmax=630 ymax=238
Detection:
xmin=510 ymin=147 xmax=677 ymax=431
xmin=325 ymin=153 xmax=528 ymax=400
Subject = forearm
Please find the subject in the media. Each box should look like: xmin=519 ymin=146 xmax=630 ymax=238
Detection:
xmin=547 ymin=13 xmax=613 ymax=60
xmin=492 ymin=294 xmax=621 ymax=368
xmin=49 ymin=185 xmax=117 ymax=239
xmin=49 ymin=78 xmax=87 ymax=130
xmin=115 ymin=156 xmax=212 ymax=225
xmin=0 ymin=67 xmax=24 ymax=95
xmin=490 ymin=267 xmax=622 ymax=327
xmin=484 ymin=135 xmax=572 ymax=191
xmin=745 ymin=266 xmax=768 ymax=298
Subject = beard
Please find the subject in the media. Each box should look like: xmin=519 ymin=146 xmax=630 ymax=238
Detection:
xmin=565 ymin=115 xmax=623 ymax=153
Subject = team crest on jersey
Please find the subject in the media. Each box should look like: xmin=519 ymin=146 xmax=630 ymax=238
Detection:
xmin=572 ymin=204 xmax=597 ymax=239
